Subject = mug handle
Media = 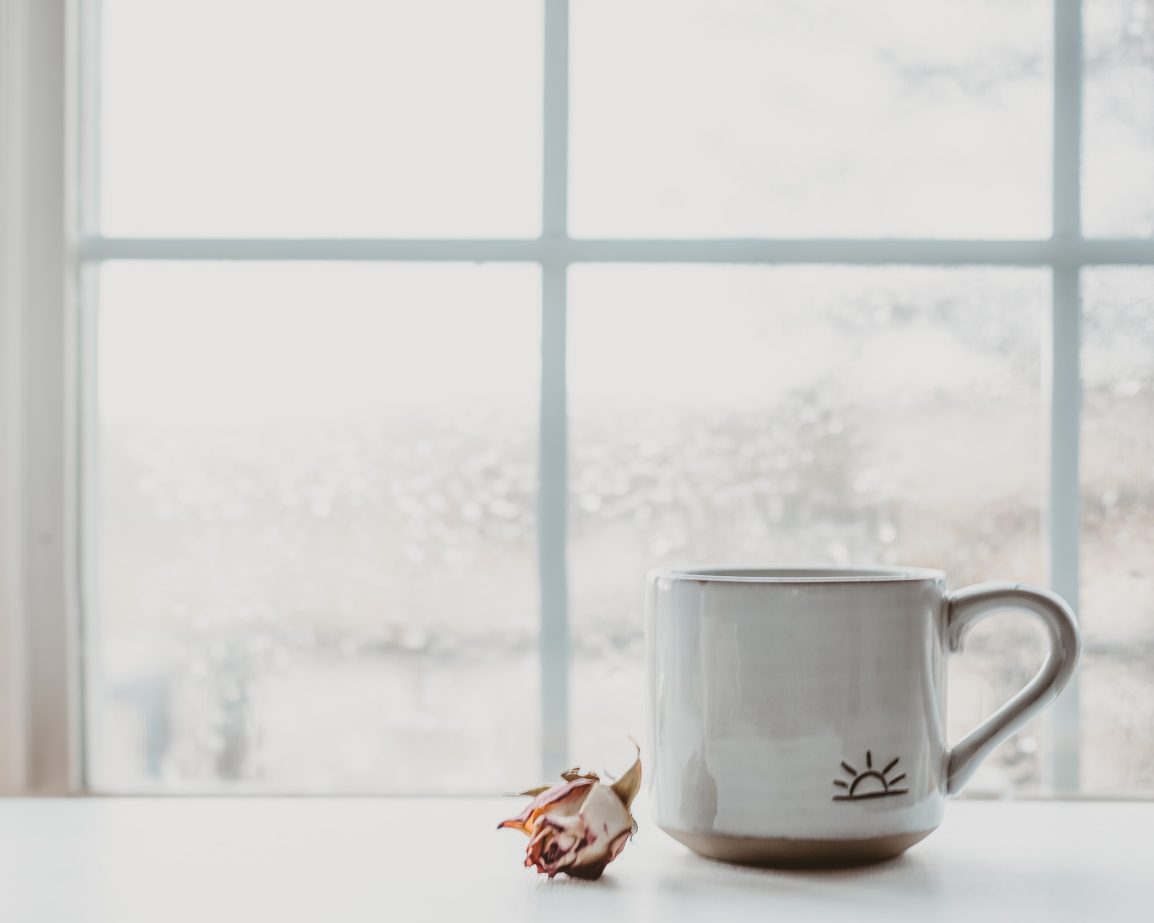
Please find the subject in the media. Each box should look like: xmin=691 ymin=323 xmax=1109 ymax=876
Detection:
xmin=944 ymin=583 xmax=1081 ymax=794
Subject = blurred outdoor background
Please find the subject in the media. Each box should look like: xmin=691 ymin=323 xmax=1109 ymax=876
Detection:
xmin=86 ymin=0 xmax=1153 ymax=795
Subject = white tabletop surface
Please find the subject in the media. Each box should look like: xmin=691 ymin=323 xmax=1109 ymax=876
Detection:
xmin=0 ymin=798 xmax=1149 ymax=922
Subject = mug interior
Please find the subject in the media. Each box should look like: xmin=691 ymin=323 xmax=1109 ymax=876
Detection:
xmin=653 ymin=565 xmax=945 ymax=583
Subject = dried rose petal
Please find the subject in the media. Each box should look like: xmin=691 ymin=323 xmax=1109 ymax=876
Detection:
xmin=499 ymin=748 xmax=641 ymax=880
xmin=496 ymin=777 xmax=596 ymax=835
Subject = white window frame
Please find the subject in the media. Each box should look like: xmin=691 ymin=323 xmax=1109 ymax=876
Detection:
xmin=0 ymin=0 xmax=81 ymax=794
xmin=3 ymin=0 xmax=1150 ymax=794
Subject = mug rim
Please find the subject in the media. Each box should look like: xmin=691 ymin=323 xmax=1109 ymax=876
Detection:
xmin=649 ymin=565 xmax=946 ymax=585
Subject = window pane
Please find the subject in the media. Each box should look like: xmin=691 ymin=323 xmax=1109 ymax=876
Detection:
xmin=569 ymin=266 xmax=1048 ymax=792
xmin=1084 ymin=1 xmax=1154 ymax=237
xmin=571 ymin=0 xmax=1051 ymax=238
xmin=99 ymin=0 xmax=542 ymax=236
xmin=89 ymin=263 xmax=540 ymax=792
xmin=1081 ymin=269 xmax=1154 ymax=793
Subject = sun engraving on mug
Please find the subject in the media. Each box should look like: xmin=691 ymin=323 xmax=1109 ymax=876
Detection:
xmin=832 ymin=751 xmax=908 ymax=801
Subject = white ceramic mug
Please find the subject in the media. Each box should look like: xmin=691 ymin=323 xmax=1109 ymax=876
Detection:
xmin=645 ymin=566 xmax=1080 ymax=866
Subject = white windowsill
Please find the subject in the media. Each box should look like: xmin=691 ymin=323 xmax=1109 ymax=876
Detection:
xmin=0 ymin=798 xmax=1148 ymax=921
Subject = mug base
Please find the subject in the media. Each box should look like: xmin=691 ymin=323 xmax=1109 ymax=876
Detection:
xmin=661 ymin=825 xmax=936 ymax=869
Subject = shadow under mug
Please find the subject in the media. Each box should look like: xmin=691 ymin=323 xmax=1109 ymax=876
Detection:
xmin=645 ymin=566 xmax=1080 ymax=867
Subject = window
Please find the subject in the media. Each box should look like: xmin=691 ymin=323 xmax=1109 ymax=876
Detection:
xmin=16 ymin=0 xmax=1150 ymax=794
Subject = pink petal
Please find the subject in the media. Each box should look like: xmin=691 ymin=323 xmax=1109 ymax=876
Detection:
xmin=497 ymin=778 xmax=594 ymax=834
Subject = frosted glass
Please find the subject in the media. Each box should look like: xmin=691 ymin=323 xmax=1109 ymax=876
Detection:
xmin=568 ymin=266 xmax=1048 ymax=791
xmin=572 ymin=0 xmax=1051 ymax=238
xmin=1083 ymin=1 xmax=1154 ymax=237
xmin=99 ymin=0 xmax=541 ymax=236
xmin=89 ymin=262 xmax=541 ymax=792
xmin=1080 ymin=268 xmax=1154 ymax=793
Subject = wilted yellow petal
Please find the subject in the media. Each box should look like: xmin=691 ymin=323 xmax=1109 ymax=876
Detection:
xmin=610 ymin=747 xmax=642 ymax=810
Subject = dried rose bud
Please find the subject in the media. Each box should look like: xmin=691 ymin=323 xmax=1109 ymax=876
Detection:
xmin=498 ymin=749 xmax=641 ymax=880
